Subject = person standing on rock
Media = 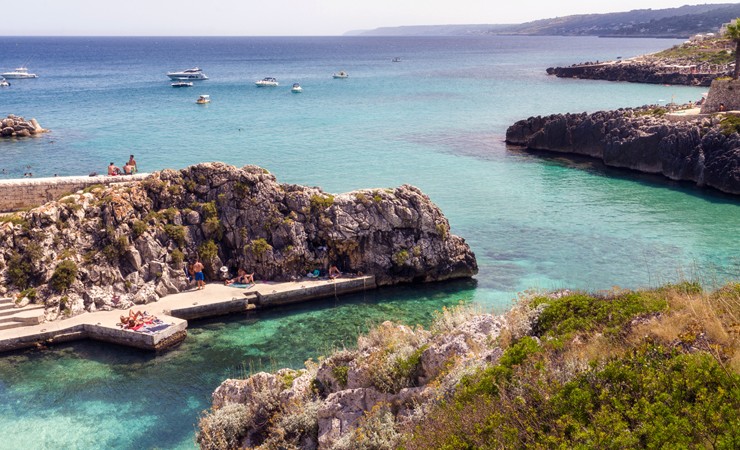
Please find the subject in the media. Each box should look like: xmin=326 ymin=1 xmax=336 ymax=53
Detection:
xmin=193 ymin=259 xmax=205 ymax=290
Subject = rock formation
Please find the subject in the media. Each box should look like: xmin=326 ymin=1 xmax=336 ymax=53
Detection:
xmin=0 ymin=163 xmax=477 ymax=321
xmin=546 ymin=61 xmax=719 ymax=86
xmin=0 ymin=114 xmax=48 ymax=138
xmin=198 ymin=304 xmax=518 ymax=449
xmin=505 ymin=107 xmax=740 ymax=195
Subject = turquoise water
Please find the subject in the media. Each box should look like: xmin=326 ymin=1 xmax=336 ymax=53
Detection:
xmin=1 ymin=36 xmax=739 ymax=449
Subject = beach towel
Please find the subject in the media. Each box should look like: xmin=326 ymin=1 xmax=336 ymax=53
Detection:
xmin=227 ymin=283 xmax=254 ymax=289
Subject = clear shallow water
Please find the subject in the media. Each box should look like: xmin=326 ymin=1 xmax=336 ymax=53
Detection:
xmin=1 ymin=36 xmax=739 ymax=449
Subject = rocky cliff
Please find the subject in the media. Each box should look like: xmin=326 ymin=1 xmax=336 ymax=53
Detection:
xmin=197 ymin=304 xmax=517 ymax=449
xmin=0 ymin=163 xmax=477 ymax=320
xmin=505 ymin=108 xmax=740 ymax=195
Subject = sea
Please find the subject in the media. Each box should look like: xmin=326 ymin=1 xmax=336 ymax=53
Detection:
xmin=0 ymin=36 xmax=738 ymax=449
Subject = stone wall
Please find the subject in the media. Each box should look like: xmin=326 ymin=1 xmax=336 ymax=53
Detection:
xmin=700 ymin=79 xmax=740 ymax=113
xmin=0 ymin=174 xmax=148 ymax=213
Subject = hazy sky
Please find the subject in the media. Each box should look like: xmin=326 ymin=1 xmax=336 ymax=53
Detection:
xmin=3 ymin=1 xmax=737 ymax=36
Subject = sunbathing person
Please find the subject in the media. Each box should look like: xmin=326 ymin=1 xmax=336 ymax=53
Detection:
xmin=225 ymin=268 xmax=254 ymax=285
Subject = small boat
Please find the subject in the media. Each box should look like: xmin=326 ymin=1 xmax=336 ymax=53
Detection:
xmin=196 ymin=94 xmax=210 ymax=104
xmin=255 ymin=77 xmax=279 ymax=87
xmin=332 ymin=71 xmax=348 ymax=79
xmin=2 ymin=67 xmax=37 ymax=79
xmin=392 ymin=57 xmax=402 ymax=62
xmin=0 ymin=78 xmax=9 ymax=87
xmin=167 ymin=67 xmax=208 ymax=80
xmin=171 ymin=81 xmax=193 ymax=87
xmin=291 ymin=83 xmax=302 ymax=93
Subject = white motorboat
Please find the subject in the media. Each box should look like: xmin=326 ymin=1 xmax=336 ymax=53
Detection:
xmin=255 ymin=77 xmax=279 ymax=87
xmin=291 ymin=83 xmax=302 ymax=93
xmin=171 ymin=81 xmax=193 ymax=87
xmin=167 ymin=67 xmax=208 ymax=80
xmin=332 ymin=71 xmax=348 ymax=79
xmin=392 ymin=57 xmax=402 ymax=62
xmin=196 ymin=94 xmax=210 ymax=104
xmin=0 ymin=78 xmax=9 ymax=87
xmin=2 ymin=67 xmax=37 ymax=79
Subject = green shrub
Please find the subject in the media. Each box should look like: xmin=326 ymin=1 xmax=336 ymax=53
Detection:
xmin=531 ymin=291 xmax=668 ymax=341
xmin=720 ymin=114 xmax=740 ymax=135
xmin=203 ymin=216 xmax=223 ymax=241
xmin=49 ymin=260 xmax=78 ymax=293
xmin=131 ymin=220 xmax=147 ymax=238
xmin=198 ymin=240 xmax=219 ymax=262
xmin=309 ymin=194 xmax=334 ymax=212
xmin=201 ymin=201 xmax=218 ymax=220
xmin=250 ymin=238 xmax=273 ymax=259
xmin=332 ymin=364 xmax=349 ymax=388
xmin=164 ymin=224 xmax=186 ymax=247
xmin=392 ymin=249 xmax=409 ymax=266
xmin=171 ymin=248 xmax=185 ymax=265
xmin=6 ymin=251 xmax=32 ymax=289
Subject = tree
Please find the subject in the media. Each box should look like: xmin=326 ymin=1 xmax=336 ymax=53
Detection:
xmin=725 ymin=18 xmax=740 ymax=79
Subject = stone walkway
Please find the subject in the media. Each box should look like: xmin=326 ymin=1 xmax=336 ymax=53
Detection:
xmin=0 ymin=275 xmax=376 ymax=353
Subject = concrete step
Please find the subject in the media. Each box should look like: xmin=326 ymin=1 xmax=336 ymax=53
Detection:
xmin=0 ymin=309 xmax=44 ymax=326
xmin=0 ymin=304 xmax=44 ymax=317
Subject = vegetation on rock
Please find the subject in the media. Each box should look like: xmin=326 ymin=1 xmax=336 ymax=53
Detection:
xmin=197 ymin=281 xmax=740 ymax=449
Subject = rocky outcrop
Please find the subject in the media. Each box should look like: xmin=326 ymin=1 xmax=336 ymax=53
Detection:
xmin=200 ymin=305 xmax=514 ymax=449
xmin=546 ymin=61 xmax=720 ymax=86
xmin=0 ymin=163 xmax=477 ymax=320
xmin=506 ymin=107 xmax=740 ymax=195
xmin=0 ymin=114 xmax=48 ymax=138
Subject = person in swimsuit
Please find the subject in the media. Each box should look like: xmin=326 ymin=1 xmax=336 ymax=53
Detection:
xmin=193 ymin=259 xmax=205 ymax=290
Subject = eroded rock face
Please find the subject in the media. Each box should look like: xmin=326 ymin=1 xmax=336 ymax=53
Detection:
xmin=0 ymin=163 xmax=477 ymax=318
xmin=506 ymin=108 xmax=740 ymax=195
xmin=205 ymin=312 xmax=509 ymax=449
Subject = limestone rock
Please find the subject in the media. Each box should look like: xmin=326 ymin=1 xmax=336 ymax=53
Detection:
xmin=506 ymin=107 xmax=740 ymax=195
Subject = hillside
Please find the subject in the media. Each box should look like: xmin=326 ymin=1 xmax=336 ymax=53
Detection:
xmin=354 ymin=3 xmax=740 ymax=37
xmin=197 ymin=281 xmax=740 ymax=449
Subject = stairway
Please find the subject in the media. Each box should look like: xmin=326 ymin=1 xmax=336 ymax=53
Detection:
xmin=0 ymin=297 xmax=45 ymax=331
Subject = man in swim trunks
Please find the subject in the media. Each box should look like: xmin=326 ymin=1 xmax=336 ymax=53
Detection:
xmin=108 ymin=162 xmax=121 ymax=176
xmin=193 ymin=259 xmax=205 ymax=290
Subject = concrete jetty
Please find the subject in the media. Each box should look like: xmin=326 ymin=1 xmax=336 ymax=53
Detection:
xmin=0 ymin=275 xmax=376 ymax=354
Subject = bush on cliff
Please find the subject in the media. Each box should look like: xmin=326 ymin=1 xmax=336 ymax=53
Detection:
xmin=403 ymin=283 xmax=740 ymax=449
xmin=49 ymin=260 xmax=78 ymax=293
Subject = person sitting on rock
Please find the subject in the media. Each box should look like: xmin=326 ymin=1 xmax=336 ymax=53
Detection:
xmin=108 ymin=162 xmax=121 ymax=176
xmin=123 ymin=161 xmax=134 ymax=175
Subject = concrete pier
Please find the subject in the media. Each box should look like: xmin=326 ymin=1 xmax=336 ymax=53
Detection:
xmin=0 ymin=275 xmax=376 ymax=353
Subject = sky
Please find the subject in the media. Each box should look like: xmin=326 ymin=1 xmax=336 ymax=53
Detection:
xmin=2 ymin=1 xmax=737 ymax=36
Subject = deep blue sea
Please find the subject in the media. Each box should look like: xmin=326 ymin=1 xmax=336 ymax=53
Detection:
xmin=1 ymin=36 xmax=739 ymax=449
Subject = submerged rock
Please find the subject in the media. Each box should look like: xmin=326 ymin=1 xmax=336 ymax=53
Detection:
xmin=0 ymin=163 xmax=477 ymax=319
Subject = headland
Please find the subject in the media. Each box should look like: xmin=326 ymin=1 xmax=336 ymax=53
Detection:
xmin=505 ymin=104 xmax=740 ymax=195
xmin=0 ymin=162 xmax=477 ymax=352
xmin=546 ymin=35 xmax=735 ymax=86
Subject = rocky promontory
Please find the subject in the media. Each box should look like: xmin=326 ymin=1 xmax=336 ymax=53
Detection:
xmin=1 ymin=114 xmax=48 ymax=138
xmin=506 ymin=107 xmax=740 ymax=195
xmin=0 ymin=163 xmax=477 ymax=321
xmin=546 ymin=37 xmax=734 ymax=86
xmin=545 ymin=61 xmax=719 ymax=86
xmin=196 ymin=282 xmax=740 ymax=449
